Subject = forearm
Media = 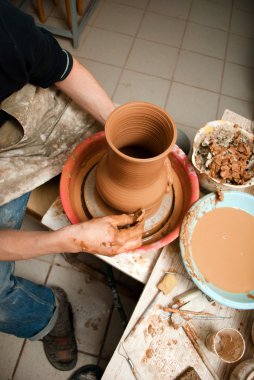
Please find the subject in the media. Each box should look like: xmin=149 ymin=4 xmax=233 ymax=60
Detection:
xmin=55 ymin=57 xmax=115 ymax=124
xmin=0 ymin=229 xmax=69 ymax=261
xmin=0 ymin=214 xmax=144 ymax=261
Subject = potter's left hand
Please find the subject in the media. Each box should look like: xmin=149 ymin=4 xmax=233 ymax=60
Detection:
xmin=64 ymin=213 xmax=144 ymax=256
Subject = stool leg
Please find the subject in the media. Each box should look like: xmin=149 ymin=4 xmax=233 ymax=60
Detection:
xmin=36 ymin=0 xmax=46 ymax=23
xmin=76 ymin=0 xmax=83 ymax=16
xmin=65 ymin=0 xmax=72 ymax=30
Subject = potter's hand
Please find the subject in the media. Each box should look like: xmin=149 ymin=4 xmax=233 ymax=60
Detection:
xmin=65 ymin=213 xmax=144 ymax=256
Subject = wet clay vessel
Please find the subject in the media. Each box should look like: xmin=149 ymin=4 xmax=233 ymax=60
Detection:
xmin=95 ymin=102 xmax=177 ymax=216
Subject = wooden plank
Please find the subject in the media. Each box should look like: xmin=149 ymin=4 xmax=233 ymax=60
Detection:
xmin=102 ymin=242 xmax=254 ymax=380
xmin=27 ymin=176 xmax=60 ymax=219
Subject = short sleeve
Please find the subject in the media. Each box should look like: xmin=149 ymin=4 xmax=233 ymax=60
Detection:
xmin=0 ymin=1 xmax=73 ymax=91
xmin=27 ymin=27 xmax=73 ymax=88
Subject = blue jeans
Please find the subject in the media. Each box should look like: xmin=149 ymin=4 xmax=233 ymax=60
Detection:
xmin=0 ymin=194 xmax=58 ymax=340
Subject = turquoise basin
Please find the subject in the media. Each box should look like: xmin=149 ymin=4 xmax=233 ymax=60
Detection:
xmin=180 ymin=191 xmax=254 ymax=310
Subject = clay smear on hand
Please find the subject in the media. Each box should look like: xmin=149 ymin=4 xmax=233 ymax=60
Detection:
xmin=191 ymin=207 xmax=254 ymax=293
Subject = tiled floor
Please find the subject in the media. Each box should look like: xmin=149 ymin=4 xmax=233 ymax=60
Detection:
xmin=2 ymin=0 xmax=254 ymax=379
xmin=52 ymin=0 xmax=253 ymax=138
xmin=0 ymin=214 xmax=139 ymax=380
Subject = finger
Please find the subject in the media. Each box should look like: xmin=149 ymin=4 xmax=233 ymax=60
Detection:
xmin=108 ymin=211 xmax=144 ymax=228
xmin=119 ymin=237 xmax=142 ymax=252
xmin=115 ymin=220 xmax=144 ymax=243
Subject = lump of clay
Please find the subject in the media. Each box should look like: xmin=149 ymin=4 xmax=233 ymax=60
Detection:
xmin=157 ymin=273 xmax=177 ymax=295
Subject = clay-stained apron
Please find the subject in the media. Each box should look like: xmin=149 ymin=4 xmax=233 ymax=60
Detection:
xmin=0 ymin=84 xmax=102 ymax=206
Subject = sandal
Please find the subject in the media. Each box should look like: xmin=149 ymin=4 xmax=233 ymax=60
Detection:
xmin=68 ymin=365 xmax=103 ymax=380
xmin=43 ymin=287 xmax=77 ymax=371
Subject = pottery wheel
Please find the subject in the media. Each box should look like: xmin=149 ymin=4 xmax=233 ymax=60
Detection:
xmin=60 ymin=132 xmax=198 ymax=248
xmin=82 ymin=165 xmax=174 ymax=240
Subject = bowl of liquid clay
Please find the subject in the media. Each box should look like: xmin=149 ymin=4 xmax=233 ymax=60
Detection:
xmin=180 ymin=191 xmax=254 ymax=309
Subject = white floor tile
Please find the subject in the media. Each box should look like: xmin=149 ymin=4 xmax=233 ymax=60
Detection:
xmin=126 ymin=39 xmax=178 ymax=79
xmin=148 ymin=0 xmax=192 ymax=20
xmin=217 ymin=95 xmax=254 ymax=119
xmin=230 ymin=8 xmax=254 ymax=38
xmin=14 ymin=259 xmax=51 ymax=284
xmin=0 ymin=333 xmax=24 ymax=380
xmin=234 ymin=0 xmax=254 ymax=14
xmin=190 ymin=0 xmax=231 ymax=30
xmin=205 ymin=0 xmax=232 ymax=6
xmin=81 ymin=28 xmax=133 ymax=66
xmin=166 ymin=82 xmax=219 ymax=128
xmin=94 ymin=2 xmax=143 ymax=36
xmin=138 ymin=12 xmax=186 ymax=47
xmin=56 ymin=25 xmax=92 ymax=57
xmin=13 ymin=340 xmax=97 ymax=380
xmin=222 ymin=62 xmax=254 ymax=102
xmin=78 ymin=58 xmax=122 ymax=97
xmin=54 ymin=253 xmax=76 ymax=269
xmin=113 ymin=70 xmax=170 ymax=107
xmin=46 ymin=265 xmax=112 ymax=355
xmin=110 ymin=0 xmax=149 ymax=9
xmin=227 ymin=34 xmax=254 ymax=68
xmin=183 ymin=22 xmax=227 ymax=59
xmin=174 ymin=51 xmax=223 ymax=92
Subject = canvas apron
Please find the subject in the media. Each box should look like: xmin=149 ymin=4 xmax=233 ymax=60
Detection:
xmin=0 ymin=84 xmax=102 ymax=206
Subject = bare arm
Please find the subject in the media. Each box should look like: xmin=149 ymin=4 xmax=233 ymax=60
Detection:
xmin=55 ymin=57 xmax=115 ymax=125
xmin=0 ymin=214 xmax=144 ymax=261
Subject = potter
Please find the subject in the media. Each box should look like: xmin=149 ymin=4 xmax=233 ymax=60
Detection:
xmin=95 ymin=102 xmax=177 ymax=217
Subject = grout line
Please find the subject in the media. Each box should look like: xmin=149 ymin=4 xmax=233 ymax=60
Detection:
xmin=163 ymin=0 xmax=194 ymax=109
xmin=11 ymin=339 xmax=27 ymax=380
xmin=77 ymin=349 xmax=101 ymax=359
xmin=110 ymin=0 xmax=150 ymax=100
xmin=92 ymin=12 xmax=254 ymax=41
xmin=78 ymin=25 xmax=254 ymax=72
xmin=88 ymin=0 xmax=107 ymax=28
xmin=73 ymin=51 xmax=254 ymax=105
xmin=29 ymin=0 xmax=254 ymax=42
xmin=44 ymin=262 xmax=54 ymax=284
xmin=110 ymin=0 xmax=149 ymax=11
xmin=84 ymin=26 xmax=254 ymax=71
xmin=215 ymin=0 xmax=234 ymax=119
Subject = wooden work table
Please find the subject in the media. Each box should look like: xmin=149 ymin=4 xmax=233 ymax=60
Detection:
xmin=38 ymin=109 xmax=254 ymax=379
xmin=101 ymin=243 xmax=254 ymax=380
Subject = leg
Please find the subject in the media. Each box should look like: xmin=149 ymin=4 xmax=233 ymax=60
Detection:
xmin=65 ymin=0 xmax=72 ymax=30
xmin=76 ymin=0 xmax=83 ymax=16
xmin=0 ymin=194 xmax=77 ymax=369
xmin=0 ymin=193 xmax=57 ymax=339
xmin=36 ymin=0 xmax=46 ymax=23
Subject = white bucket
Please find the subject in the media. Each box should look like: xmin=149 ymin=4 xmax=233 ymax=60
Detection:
xmin=192 ymin=120 xmax=254 ymax=193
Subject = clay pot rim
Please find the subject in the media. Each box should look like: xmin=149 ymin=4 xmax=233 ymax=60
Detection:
xmin=105 ymin=101 xmax=177 ymax=162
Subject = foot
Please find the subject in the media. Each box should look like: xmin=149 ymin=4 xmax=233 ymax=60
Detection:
xmin=43 ymin=287 xmax=77 ymax=371
xmin=68 ymin=365 xmax=103 ymax=380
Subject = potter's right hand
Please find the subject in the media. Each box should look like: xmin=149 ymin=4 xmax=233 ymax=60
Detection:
xmin=63 ymin=213 xmax=144 ymax=256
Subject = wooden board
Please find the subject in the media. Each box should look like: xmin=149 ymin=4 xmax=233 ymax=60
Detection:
xmin=102 ymin=242 xmax=254 ymax=380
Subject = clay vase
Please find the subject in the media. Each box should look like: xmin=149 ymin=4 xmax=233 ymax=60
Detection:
xmin=95 ymin=102 xmax=177 ymax=216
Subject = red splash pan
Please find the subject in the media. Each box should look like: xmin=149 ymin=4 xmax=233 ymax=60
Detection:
xmin=60 ymin=131 xmax=199 ymax=254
